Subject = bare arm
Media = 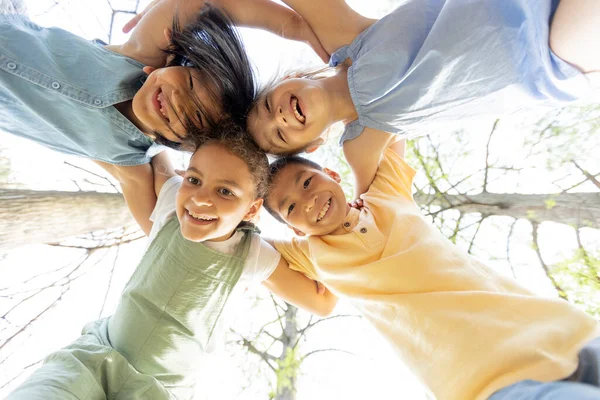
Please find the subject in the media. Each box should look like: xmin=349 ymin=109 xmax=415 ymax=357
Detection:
xmin=263 ymin=257 xmax=338 ymax=317
xmin=281 ymin=0 xmax=376 ymax=55
xmin=343 ymin=127 xmax=393 ymax=198
xmin=113 ymin=0 xmax=328 ymax=67
xmin=150 ymin=150 xmax=176 ymax=197
xmin=94 ymin=161 xmax=157 ymax=236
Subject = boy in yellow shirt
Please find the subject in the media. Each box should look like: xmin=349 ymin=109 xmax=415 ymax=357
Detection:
xmin=264 ymin=137 xmax=600 ymax=400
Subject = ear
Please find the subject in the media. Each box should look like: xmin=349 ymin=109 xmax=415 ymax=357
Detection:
xmin=288 ymin=225 xmax=306 ymax=237
xmin=143 ymin=66 xmax=156 ymax=75
xmin=305 ymin=138 xmax=325 ymax=154
xmin=323 ymin=168 xmax=341 ymax=183
xmin=243 ymin=198 xmax=264 ymax=222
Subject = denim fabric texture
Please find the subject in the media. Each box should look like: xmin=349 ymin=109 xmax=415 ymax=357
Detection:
xmin=0 ymin=14 xmax=162 ymax=165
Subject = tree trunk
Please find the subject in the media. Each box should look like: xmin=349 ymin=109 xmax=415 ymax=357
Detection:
xmin=414 ymin=192 xmax=600 ymax=228
xmin=0 ymin=189 xmax=135 ymax=249
xmin=275 ymin=305 xmax=298 ymax=400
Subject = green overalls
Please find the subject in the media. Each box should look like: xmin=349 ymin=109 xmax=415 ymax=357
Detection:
xmin=9 ymin=218 xmax=255 ymax=400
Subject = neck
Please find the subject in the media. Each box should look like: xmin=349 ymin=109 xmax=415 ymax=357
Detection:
xmin=321 ymin=66 xmax=358 ymax=125
xmin=115 ymin=101 xmax=150 ymax=134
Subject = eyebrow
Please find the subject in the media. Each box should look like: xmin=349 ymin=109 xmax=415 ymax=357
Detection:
xmin=186 ymin=167 xmax=243 ymax=191
xmin=277 ymin=170 xmax=304 ymax=213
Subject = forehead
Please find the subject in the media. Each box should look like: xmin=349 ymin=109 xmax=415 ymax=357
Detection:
xmin=190 ymin=143 xmax=253 ymax=186
xmin=269 ymin=163 xmax=315 ymax=199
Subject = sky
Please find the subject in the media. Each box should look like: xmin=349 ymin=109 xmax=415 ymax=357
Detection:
xmin=1 ymin=0 xmax=599 ymax=399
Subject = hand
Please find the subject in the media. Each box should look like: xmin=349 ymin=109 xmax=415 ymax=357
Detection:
xmin=348 ymin=198 xmax=364 ymax=210
xmin=315 ymin=281 xmax=326 ymax=295
xmin=122 ymin=0 xmax=164 ymax=33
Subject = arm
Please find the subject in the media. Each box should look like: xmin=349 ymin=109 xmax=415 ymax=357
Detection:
xmin=94 ymin=161 xmax=157 ymax=236
xmin=263 ymin=257 xmax=338 ymax=317
xmin=281 ymin=0 xmax=376 ymax=55
xmin=343 ymin=127 xmax=393 ymax=198
xmin=114 ymin=0 xmax=328 ymax=67
xmin=150 ymin=150 xmax=176 ymax=197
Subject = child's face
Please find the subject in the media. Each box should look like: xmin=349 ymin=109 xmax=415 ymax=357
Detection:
xmin=133 ymin=66 xmax=219 ymax=142
xmin=176 ymin=142 xmax=262 ymax=242
xmin=267 ymin=164 xmax=349 ymax=236
xmin=247 ymin=78 xmax=330 ymax=155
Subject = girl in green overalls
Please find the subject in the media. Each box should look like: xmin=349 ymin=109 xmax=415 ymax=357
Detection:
xmin=8 ymin=125 xmax=337 ymax=400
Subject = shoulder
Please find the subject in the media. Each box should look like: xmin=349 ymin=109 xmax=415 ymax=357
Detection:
xmin=367 ymin=148 xmax=416 ymax=200
xmin=240 ymin=234 xmax=281 ymax=285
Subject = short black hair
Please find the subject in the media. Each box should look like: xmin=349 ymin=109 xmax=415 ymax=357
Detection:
xmin=263 ymin=156 xmax=323 ymax=223
xmin=153 ymin=5 xmax=256 ymax=150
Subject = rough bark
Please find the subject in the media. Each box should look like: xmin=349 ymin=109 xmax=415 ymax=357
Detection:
xmin=0 ymin=189 xmax=135 ymax=249
xmin=414 ymin=191 xmax=600 ymax=228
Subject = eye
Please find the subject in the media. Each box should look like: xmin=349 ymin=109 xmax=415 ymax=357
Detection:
xmin=264 ymin=96 xmax=271 ymax=113
xmin=303 ymin=177 xmax=312 ymax=189
xmin=287 ymin=203 xmax=295 ymax=215
xmin=277 ymin=129 xmax=286 ymax=143
xmin=218 ymin=188 xmax=234 ymax=197
xmin=186 ymin=176 xmax=200 ymax=185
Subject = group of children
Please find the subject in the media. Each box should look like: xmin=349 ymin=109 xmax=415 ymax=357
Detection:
xmin=2 ymin=0 xmax=600 ymax=399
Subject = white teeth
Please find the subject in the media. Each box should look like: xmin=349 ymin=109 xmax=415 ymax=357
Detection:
xmin=188 ymin=210 xmax=216 ymax=221
xmin=291 ymin=97 xmax=305 ymax=123
xmin=157 ymin=91 xmax=169 ymax=121
xmin=317 ymin=199 xmax=331 ymax=222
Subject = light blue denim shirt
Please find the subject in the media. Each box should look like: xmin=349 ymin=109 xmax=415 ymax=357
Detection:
xmin=329 ymin=0 xmax=592 ymax=144
xmin=0 ymin=15 xmax=162 ymax=166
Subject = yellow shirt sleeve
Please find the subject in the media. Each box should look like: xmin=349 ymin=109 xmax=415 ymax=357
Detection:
xmin=273 ymin=237 xmax=319 ymax=281
xmin=368 ymin=148 xmax=417 ymax=200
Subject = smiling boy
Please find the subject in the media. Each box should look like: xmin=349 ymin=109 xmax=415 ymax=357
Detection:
xmin=264 ymin=137 xmax=600 ymax=400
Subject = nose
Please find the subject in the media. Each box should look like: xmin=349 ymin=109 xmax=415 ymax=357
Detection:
xmin=191 ymin=188 xmax=213 ymax=207
xmin=304 ymin=193 xmax=318 ymax=213
xmin=275 ymin=105 xmax=288 ymax=126
xmin=170 ymin=90 xmax=185 ymax=116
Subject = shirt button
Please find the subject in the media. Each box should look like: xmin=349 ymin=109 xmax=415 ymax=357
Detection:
xmin=94 ymin=99 xmax=102 ymax=105
xmin=51 ymin=81 xmax=61 ymax=89
xmin=6 ymin=62 xmax=16 ymax=70
xmin=360 ymin=227 xmax=367 ymax=234
xmin=343 ymin=222 xmax=350 ymax=228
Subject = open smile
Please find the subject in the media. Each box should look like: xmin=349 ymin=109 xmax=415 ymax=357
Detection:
xmin=185 ymin=209 xmax=217 ymax=225
xmin=153 ymin=88 xmax=170 ymax=123
xmin=290 ymin=95 xmax=306 ymax=124
xmin=316 ymin=198 xmax=331 ymax=222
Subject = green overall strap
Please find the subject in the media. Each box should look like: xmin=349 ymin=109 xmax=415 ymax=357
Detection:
xmin=107 ymin=217 xmax=253 ymax=399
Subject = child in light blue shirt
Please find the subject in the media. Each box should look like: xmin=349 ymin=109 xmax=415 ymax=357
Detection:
xmin=246 ymin=0 xmax=599 ymax=196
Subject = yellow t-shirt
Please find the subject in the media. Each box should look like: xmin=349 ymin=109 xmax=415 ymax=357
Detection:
xmin=274 ymin=149 xmax=599 ymax=400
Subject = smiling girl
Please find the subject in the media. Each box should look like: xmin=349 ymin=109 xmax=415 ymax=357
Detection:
xmin=247 ymin=0 xmax=599 ymax=196
xmin=0 ymin=0 xmax=325 ymax=234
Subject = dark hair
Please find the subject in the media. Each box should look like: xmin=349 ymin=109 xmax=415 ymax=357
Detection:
xmin=263 ymin=156 xmax=323 ymax=223
xmin=194 ymin=119 xmax=269 ymax=199
xmin=152 ymin=5 xmax=257 ymax=150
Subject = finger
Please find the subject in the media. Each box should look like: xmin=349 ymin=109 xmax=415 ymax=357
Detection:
xmin=122 ymin=14 xmax=142 ymax=33
xmin=316 ymin=281 xmax=325 ymax=295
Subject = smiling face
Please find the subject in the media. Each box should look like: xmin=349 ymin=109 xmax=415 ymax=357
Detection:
xmin=132 ymin=66 xmax=220 ymax=143
xmin=176 ymin=142 xmax=263 ymax=242
xmin=267 ymin=162 xmax=349 ymax=236
xmin=247 ymin=78 xmax=332 ymax=155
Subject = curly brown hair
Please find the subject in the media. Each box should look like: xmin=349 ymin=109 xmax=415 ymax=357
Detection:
xmin=193 ymin=120 xmax=269 ymax=199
